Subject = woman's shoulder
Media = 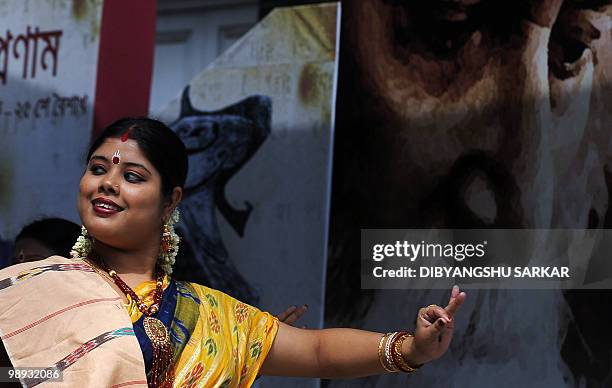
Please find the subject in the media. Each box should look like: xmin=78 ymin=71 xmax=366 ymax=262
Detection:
xmin=179 ymin=281 xmax=238 ymax=303
xmin=177 ymin=281 xmax=258 ymax=313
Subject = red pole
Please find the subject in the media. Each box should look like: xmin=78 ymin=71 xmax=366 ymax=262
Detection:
xmin=92 ymin=0 xmax=156 ymax=138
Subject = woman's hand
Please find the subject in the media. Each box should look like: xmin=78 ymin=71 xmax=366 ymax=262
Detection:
xmin=402 ymin=285 xmax=467 ymax=366
xmin=277 ymin=304 xmax=308 ymax=326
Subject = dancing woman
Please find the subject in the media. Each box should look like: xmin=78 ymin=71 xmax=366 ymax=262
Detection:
xmin=0 ymin=118 xmax=465 ymax=387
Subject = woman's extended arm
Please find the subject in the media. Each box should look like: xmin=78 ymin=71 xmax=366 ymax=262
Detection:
xmin=261 ymin=286 xmax=466 ymax=378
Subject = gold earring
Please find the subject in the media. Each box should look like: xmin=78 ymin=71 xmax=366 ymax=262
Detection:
xmin=161 ymin=224 xmax=172 ymax=254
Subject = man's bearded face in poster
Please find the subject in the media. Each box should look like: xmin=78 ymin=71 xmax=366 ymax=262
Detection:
xmin=342 ymin=0 xmax=612 ymax=230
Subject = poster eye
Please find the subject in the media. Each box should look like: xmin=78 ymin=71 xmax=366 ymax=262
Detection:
xmin=548 ymin=38 xmax=591 ymax=80
xmin=548 ymin=9 xmax=601 ymax=80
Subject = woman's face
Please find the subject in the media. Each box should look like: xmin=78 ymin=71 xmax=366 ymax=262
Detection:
xmin=77 ymin=138 xmax=167 ymax=250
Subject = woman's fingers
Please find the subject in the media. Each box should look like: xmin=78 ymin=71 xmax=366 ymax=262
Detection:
xmin=277 ymin=305 xmax=297 ymax=322
xmin=277 ymin=304 xmax=308 ymax=326
xmin=418 ymin=286 xmax=466 ymax=329
xmin=418 ymin=305 xmax=451 ymax=327
xmin=445 ymin=285 xmax=466 ymax=316
xmin=451 ymin=284 xmax=459 ymax=298
xmin=284 ymin=304 xmax=308 ymax=326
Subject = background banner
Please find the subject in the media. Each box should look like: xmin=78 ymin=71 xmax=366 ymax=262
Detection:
xmin=327 ymin=1 xmax=612 ymax=386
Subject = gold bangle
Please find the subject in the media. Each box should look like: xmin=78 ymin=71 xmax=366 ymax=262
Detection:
xmin=391 ymin=332 xmax=422 ymax=373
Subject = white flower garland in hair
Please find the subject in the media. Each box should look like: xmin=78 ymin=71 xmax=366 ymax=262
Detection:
xmin=70 ymin=226 xmax=93 ymax=259
xmin=159 ymin=208 xmax=181 ymax=275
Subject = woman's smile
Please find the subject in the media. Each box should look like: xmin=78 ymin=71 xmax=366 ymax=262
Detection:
xmin=92 ymin=197 xmax=125 ymax=217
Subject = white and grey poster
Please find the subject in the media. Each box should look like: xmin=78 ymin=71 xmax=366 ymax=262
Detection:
xmin=0 ymin=0 xmax=103 ymax=261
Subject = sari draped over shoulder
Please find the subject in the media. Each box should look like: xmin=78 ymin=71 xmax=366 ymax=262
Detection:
xmin=0 ymin=256 xmax=279 ymax=387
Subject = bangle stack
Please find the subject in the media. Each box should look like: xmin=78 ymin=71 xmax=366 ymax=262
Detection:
xmin=377 ymin=331 xmax=422 ymax=374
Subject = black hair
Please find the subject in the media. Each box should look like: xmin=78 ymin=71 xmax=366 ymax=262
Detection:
xmin=16 ymin=218 xmax=81 ymax=258
xmin=86 ymin=117 xmax=188 ymax=197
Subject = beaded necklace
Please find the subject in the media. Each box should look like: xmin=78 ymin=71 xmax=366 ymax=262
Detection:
xmin=91 ymin=257 xmax=174 ymax=387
